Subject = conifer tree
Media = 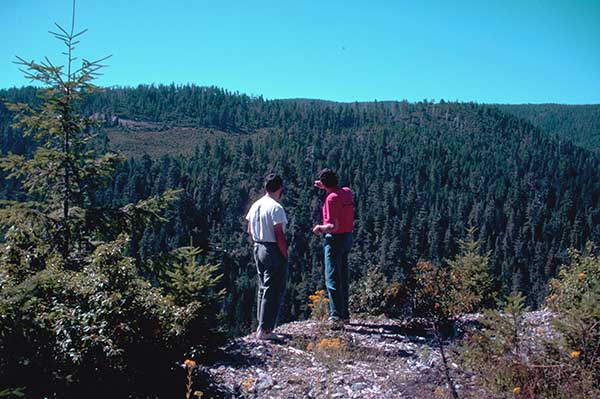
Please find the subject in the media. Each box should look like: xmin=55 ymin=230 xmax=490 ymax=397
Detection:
xmin=0 ymin=0 xmax=117 ymax=269
xmin=0 ymin=3 xmax=224 ymax=396
xmin=458 ymin=293 xmax=531 ymax=395
xmin=166 ymin=238 xmax=225 ymax=306
xmin=446 ymin=226 xmax=496 ymax=312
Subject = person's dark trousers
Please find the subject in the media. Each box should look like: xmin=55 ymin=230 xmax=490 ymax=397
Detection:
xmin=254 ymin=242 xmax=288 ymax=331
xmin=324 ymin=232 xmax=353 ymax=320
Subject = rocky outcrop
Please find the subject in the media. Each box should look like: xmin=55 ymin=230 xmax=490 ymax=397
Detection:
xmin=198 ymin=312 xmax=554 ymax=398
xmin=200 ymin=318 xmax=470 ymax=398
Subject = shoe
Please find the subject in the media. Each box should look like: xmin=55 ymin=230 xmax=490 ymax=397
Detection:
xmin=256 ymin=330 xmax=280 ymax=341
xmin=328 ymin=317 xmax=344 ymax=330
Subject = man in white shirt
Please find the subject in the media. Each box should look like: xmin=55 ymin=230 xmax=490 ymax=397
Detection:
xmin=246 ymin=173 xmax=288 ymax=340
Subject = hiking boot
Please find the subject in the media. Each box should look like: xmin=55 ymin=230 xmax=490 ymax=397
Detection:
xmin=256 ymin=330 xmax=280 ymax=341
xmin=328 ymin=317 xmax=344 ymax=330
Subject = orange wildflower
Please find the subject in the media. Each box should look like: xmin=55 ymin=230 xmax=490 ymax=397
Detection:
xmin=512 ymin=386 xmax=521 ymax=394
xmin=570 ymin=351 xmax=581 ymax=358
xmin=184 ymin=359 xmax=197 ymax=368
xmin=242 ymin=376 xmax=255 ymax=390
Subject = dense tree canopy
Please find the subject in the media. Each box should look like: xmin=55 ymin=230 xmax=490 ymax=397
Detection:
xmin=497 ymin=103 xmax=600 ymax=152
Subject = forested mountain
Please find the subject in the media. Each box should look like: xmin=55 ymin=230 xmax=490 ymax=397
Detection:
xmin=498 ymin=103 xmax=600 ymax=152
xmin=1 ymin=85 xmax=599 ymax=336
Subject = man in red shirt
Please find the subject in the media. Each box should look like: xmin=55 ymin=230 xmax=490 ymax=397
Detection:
xmin=312 ymin=168 xmax=354 ymax=326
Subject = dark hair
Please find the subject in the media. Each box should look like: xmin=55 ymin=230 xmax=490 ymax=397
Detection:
xmin=317 ymin=168 xmax=338 ymax=188
xmin=264 ymin=173 xmax=283 ymax=193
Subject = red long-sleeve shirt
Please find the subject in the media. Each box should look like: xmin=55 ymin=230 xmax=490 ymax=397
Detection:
xmin=322 ymin=187 xmax=354 ymax=233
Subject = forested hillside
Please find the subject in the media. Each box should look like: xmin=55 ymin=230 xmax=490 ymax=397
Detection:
xmin=498 ymin=103 xmax=600 ymax=152
xmin=1 ymin=85 xmax=599 ymax=337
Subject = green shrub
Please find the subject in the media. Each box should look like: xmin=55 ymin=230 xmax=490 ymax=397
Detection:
xmin=382 ymin=280 xmax=410 ymax=318
xmin=459 ymin=243 xmax=600 ymax=399
xmin=0 ymin=237 xmax=225 ymax=397
xmin=446 ymin=227 xmax=496 ymax=313
xmin=350 ymin=265 xmax=388 ymax=316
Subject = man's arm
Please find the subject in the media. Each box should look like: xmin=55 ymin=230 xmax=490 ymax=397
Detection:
xmin=312 ymin=195 xmax=338 ymax=235
xmin=312 ymin=220 xmax=337 ymax=235
xmin=274 ymin=223 xmax=288 ymax=259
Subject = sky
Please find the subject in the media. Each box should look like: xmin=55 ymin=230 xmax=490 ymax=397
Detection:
xmin=1 ymin=0 xmax=599 ymax=104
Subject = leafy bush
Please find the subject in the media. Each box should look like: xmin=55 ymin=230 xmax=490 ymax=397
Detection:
xmin=458 ymin=293 xmax=533 ymax=397
xmin=382 ymin=280 xmax=410 ymax=318
xmin=0 ymin=237 xmax=225 ymax=397
xmin=387 ymin=228 xmax=496 ymax=321
xmin=459 ymin=244 xmax=600 ymax=399
xmin=446 ymin=227 xmax=496 ymax=313
xmin=545 ymin=243 xmax=600 ymax=396
xmin=350 ymin=265 xmax=388 ymax=316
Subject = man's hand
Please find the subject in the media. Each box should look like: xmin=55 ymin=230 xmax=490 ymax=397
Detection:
xmin=314 ymin=180 xmax=325 ymax=190
xmin=313 ymin=223 xmax=334 ymax=235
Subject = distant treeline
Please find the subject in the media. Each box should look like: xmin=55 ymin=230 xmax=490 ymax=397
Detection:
xmin=497 ymin=103 xmax=600 ymax=152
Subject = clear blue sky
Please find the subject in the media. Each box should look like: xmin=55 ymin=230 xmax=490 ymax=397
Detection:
xmin=1 ymin=0 xmax=599 ymax=104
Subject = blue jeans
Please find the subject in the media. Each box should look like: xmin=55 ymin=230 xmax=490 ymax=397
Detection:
xmin=254 ymin=242 xmax=287 ymax=331
xmin=324 ymin=233 xmax=353 ymax=320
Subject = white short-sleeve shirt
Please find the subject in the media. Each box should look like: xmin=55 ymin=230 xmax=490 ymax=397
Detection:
xmin=245 ymin=194 xmax=287 ymax=242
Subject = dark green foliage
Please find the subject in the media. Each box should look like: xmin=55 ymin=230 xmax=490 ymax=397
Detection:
xmin=162 ymin=242 xmax=226 ymax=352
xmin=459 ymin=246 xmax=600 ymax=398
xmin=446 ymin=227 xmax=496 ymax=313
xmin=458 ymin=293 xmax=534 ymax=397
xmin=0 ymin=8 xmax=224 ymax=398
xmin=165 ymin=242 xmax=225 ymax=306
xmin=498 ymin=104 xmax=600 ymax=152
xmin=0 ymin=237 xmax=225 ymax=397
xmin=546 ymin=243 xmax=600 ymax=386
xmin=349 ymin=265 xmax=388 ymax=316
xmin=411 ymin=232 xmax=496 ymax=322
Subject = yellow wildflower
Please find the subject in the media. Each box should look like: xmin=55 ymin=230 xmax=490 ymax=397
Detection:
xmin=570 ymin=351 xmax=581 ymax=358
xmin=512 ymin=386 xmax=521 ymax=394
xmin=184 ymin=359 xmax=196 ymax=368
